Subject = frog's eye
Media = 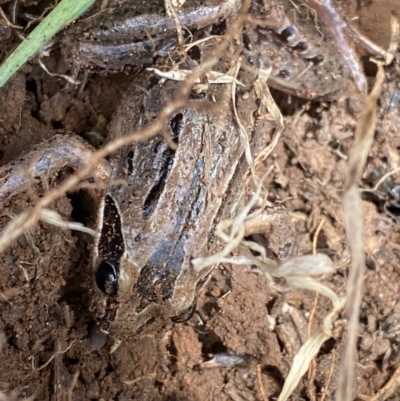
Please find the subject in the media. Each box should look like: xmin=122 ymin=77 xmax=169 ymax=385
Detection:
xmin=95 ymin=259 xmax=119 ymax=296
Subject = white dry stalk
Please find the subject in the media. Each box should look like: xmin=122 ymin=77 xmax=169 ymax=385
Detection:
xmin=38 ymin=55 xmax=81 ymax=85
xmin=387 ymin=16 xmax=399 ymax=63
xmin=66 ymin=370 xmax=80 ymax=401
xmin=336 ymin=62 xmax=385 ymax=401
xmin=0 ymin=210 xmax=31 ymax=251
xmin=31 ymin=340 xmax=75 ymax=371
xmin=147 ymin=67 xmax=245 ymax=86
xmin=192 ymin=169 xmax=270 ymax=273
xmin=39 ymin=209 xmax=96 ymax=236
xmin=184 ymin=35 xmax=223 ymax=52
xmin=0 ymin=207 xmax=94 ymax=266
xmin=277 ymin=300 xmax=344 ymax=401
xmin=253 ymin=70 xmax=285 ymax=169
xmin=231 ymin=61 xmax=256 ymax=180
xmin=164 ymin=0 xmax=185 ymax=49
xmin=171 ymin=0 xmax=186 ymax=6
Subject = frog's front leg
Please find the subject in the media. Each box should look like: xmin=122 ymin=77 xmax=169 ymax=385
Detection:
xmin=0 ymin=134 xmax=111 ymax=207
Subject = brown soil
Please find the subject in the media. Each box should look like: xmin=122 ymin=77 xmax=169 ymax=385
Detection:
xmin=1 ymin=1 xmax=400 ymax=400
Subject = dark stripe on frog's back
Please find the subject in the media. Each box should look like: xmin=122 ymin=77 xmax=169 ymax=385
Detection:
xmin=132 ymin=156 xmax=207 ymax=311
xmin=107 ymin=137 xmax=171 ymax=218
xmin=97 ymin=195 xmax=125 ymax=261
xmin=142 ymin=113 xmax=184 ymax=220
xmin=133 ymin=238 xmax=186 ymax=311
xmin=105 ymin=75 xmax=180 ymax=214
xmin=133 ymin=153 xmax=210 ymax=311
xmin=129 ymin=115 xmax=208 ymax=311
xmin=110 ymin=111 xmax=197 ymax=217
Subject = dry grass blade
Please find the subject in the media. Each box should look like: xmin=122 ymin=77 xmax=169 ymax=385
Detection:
xmin=147 ymin=67 xmax=245 ymax=85
xmin=164 ymin=0 xmax=185 ymax=47
xmin=232 ymin=61 xmax=256 ymax=179
xmin=388 ymin=16 xmax=400 ymax=59
xmin=273 ymin=271 xmax=344 ymax=399
xmin=39 ymin=209 xmax=96 ymax=236
xmin=335 ymin=62 xmax=385 ymax=401
xmin=192 ymin=170 xmax=269 ymax=274
xmin=253 ymin=72 xmax=284 ymax=169
xmin=277 ymin=302 xmax=343 ymax=401
xmin=66 ymin=371 xmax=80 ymax=401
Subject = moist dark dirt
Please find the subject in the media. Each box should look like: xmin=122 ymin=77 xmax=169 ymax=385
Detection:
xmin=1 ymin=0 xmax=400 ymax=400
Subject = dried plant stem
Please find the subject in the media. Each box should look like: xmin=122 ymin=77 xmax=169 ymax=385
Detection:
xmin=336 ymin=63 xmax=385 ymax=401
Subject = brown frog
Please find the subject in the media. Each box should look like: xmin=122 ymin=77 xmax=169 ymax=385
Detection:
xmin=92 ymin=71 xmax=246 ymax=337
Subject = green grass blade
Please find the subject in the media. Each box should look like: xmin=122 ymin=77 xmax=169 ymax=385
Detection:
xmin=0 ymin=0 xmax=96 ymax=88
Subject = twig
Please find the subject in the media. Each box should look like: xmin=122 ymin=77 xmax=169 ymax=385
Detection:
xmin=361 ymin=167 xmax=400 ymax=194
xmin=256 ymin=364 xmax=268 ymax=401
xmin=32 ymin=341 xmax=75 ymax=371
xmin=306 ymin=218 xmax=324 ymax=400
xmin=312 ymin=218 xmax=325 ymax=254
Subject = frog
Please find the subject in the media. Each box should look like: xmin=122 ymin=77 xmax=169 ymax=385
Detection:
xmin=91 ymin=70 xmax=246 ymax=337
